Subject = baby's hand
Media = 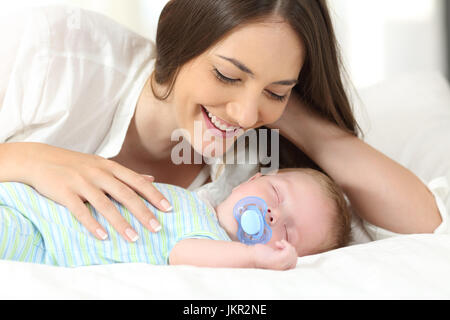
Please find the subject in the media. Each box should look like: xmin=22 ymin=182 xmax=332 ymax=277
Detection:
xmin=252 ymin=240 xmax=298 ymax=270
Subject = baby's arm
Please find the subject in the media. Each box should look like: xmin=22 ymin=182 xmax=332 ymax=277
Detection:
xmin=169 ymin=239 xmax=297 ymax=270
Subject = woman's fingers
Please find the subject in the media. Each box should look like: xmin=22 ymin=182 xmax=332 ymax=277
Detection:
xmin=63 ymin=193 xmax=109 ymax=241
xmin=72 ymin=162 xmax=171 ymax=242
xmin=107 ymin=161 xmax=173 ymax=213
xmin=142 ymin=175 xmax=155 ymax=182
xmin=97 ymin=174 xmax=162 ymax=233
xmin=80 ymin=183 xmax=140 ymax=242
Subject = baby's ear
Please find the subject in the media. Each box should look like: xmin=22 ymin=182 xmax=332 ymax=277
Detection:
xmin=247 ymin=172 xmax=262 ymax=182
xmin=232 ymin=172 xmax=262 ymax=192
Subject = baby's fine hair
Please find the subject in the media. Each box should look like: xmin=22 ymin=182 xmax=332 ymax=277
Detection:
xmin=276 ymin=168 xmax=352 ymax=251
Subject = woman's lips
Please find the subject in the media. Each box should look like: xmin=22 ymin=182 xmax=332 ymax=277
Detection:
xmin=202 ymin=105 xmax=240 ymax=129
xmin=201 ymin=105 xmax=242 ymax=138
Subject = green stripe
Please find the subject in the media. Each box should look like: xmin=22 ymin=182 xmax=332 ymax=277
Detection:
xmin=142 ymin=220 xmax=156 ymax=264
xmin=17 ymin=230 xmax=34 ymax=262
xmin=121 ymin=206 xmax=138 ymax=262
xmin=68 ymin=203 xmax=89 ymax=264
xmin=5 ymin=209 xmax=20 ymax=260
xmin=168 ymin=185 xmax=181 ymax=258
xmin=101 ymin=201 xmax=121 ymax=262
xmin=204 ymin=204 xmax=220 ymax=236
xmin=0 ymin=206 xmax=11 ymax=257
xmin=85 ymin=203 xmax=106 ymax=264
xmin=3 ymin=185 xmax=33 ymax=260
xmin=23 ymin=185 xmax=58 ymax=264
xmin=74 ymin=203 xmax=91 ymax=265
xmin=172 ymin=186 xmax=183 ymax=246
xmin=48 ymin=200 xmax=75 ymax=265
xmin=136 ymin=194 xmax=158 ymax=264
xmin=190 ymin=191 xmax=201 ymax=233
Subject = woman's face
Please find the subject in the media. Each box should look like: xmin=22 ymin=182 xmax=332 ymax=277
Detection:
xmin=170 ymin=18 xmax=305 ymax=158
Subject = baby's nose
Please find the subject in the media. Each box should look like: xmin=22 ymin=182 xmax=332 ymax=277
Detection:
xmin=266 ymin=210 xmax=279 ymax=225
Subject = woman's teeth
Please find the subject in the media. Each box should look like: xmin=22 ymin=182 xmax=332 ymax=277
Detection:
xmin=206 ymin=110 xmax=239 ymax=132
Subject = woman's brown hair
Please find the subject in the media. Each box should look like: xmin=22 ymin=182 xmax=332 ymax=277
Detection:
xmin=151 ymin=0 xmax=360 ymax=170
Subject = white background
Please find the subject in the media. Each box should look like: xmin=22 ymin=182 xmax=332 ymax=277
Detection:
xmin=0 ymin=0 xmax=447 ymax=90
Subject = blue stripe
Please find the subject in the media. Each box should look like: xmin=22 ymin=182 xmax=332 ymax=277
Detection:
xmin=0 ymin=185 xmax=22 ymax=261
xmin=11 ymin=183 xmax=53 ymax=262
xmin=36 ymin=188 xmax=69 ymax=266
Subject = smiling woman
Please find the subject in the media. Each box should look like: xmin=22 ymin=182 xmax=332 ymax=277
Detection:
xmin=150 ymin=0 xmax=358 ymax=171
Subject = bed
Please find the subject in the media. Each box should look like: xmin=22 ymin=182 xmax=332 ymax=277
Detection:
xmin=0 ymin=72 xmax=449 ymax=300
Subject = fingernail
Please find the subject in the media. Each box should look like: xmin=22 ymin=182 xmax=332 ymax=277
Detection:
xmin=143 ymin=175 xmax=154 ymax=181
xmin=96 ymin=228 xmax=108 ymax=240
xmin=125 ymin=228 xmax=139 ymax=242
xmin=150 ymin=219 xmax=162 ymax=232
xmin=160 ymin=199 xmax=173 ymax=212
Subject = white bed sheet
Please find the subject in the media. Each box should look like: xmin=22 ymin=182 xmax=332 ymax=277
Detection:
xmin=1 ymin=234 xmax=449 ymax=299
xmin=1 ymin=71 xmax=449 ymax=300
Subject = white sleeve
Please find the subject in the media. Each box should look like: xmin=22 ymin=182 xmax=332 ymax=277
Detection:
xmin=0 ymin=12 xmax=26 ymax=107
xmin=0 ymin=7 xmax=50 ymax=143
xmin=362 ymin=176 xmax=450 ymax=240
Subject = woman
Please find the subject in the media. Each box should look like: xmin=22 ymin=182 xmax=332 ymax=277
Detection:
xmin=0 ymin=0 xmax=442 ymax=243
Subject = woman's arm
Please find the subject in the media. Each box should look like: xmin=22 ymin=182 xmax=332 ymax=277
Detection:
xmin=169 ymin=239 xmax=297 ymax=270
xmin=270 ymin=92 xmax=442 ymax=234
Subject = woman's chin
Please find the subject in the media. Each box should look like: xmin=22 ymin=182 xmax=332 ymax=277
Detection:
xmin=193 ymin=137 xmax=242 ymax=162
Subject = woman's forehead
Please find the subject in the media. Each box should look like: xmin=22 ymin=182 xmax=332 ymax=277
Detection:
xmin=206 ymin=21 xmax=305 ymax=73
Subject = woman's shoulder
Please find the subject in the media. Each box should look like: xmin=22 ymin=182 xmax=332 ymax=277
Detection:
xmin=34 ymin=5 xmax=156 ymax=68
xmin=0 ymin=5 xmax=156 ymax=152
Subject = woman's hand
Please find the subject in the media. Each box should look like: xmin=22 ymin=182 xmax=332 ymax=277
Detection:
xmin=252 ymin=240 xmax=298 ymax=270
xmin=16 ymin=142 xmax=172 ymax=242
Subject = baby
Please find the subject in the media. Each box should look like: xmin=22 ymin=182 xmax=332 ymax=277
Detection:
xmin=0 ymin=168 xmax=351 ymax=270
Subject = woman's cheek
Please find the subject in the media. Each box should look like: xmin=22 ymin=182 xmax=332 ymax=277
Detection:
xmin=260 ymin=104 xmax=287 ymax=125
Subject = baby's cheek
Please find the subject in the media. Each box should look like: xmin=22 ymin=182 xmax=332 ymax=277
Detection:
xmin=265 ymin=229 xmax=284 ymax=248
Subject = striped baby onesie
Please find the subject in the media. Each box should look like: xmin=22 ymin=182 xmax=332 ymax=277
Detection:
xmin=0 ymin=182 xmax=230 ymax=267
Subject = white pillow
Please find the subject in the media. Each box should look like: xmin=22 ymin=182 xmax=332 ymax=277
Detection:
xmin=351 ymin=71 xmax=450 ymax=241
xmin=354 ymin=71 xmax=450 ymax=182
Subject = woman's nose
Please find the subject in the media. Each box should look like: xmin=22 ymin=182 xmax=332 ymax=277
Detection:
xmin=226 ymin=97 xmax=259 ymax=129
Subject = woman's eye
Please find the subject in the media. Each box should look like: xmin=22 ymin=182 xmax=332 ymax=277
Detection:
xmin=267 ymin=91 xmax=287 ymax=102
xmin=213 ymin=68 xmax=239 ymax=84
xmin=213 ymin=68 xmax=288 ymax=103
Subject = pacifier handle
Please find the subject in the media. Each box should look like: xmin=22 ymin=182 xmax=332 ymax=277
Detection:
xmin=233 ymin=196 xmax=272 ymax=245
xmin=241 ymin=206 xmax=264 ymax=239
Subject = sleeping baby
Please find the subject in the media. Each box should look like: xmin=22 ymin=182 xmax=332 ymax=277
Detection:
xmin=0 ymin=168 xmax=351 ymax=270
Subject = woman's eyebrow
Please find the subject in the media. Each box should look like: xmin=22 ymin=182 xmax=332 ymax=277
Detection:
xmin=216 ymin=55 xmax=298 ymax=86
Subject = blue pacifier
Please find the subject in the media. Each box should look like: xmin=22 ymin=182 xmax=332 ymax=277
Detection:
xmin=233 ymin=196 xmax=272 ymax=245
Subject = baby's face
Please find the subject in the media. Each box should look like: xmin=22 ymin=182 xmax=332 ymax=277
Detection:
xmin=216 ymin=171 xmax=336 ymax=256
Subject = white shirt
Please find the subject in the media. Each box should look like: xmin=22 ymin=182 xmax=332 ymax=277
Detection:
xmin=0 ymin=5 xmax=154 ymax=158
